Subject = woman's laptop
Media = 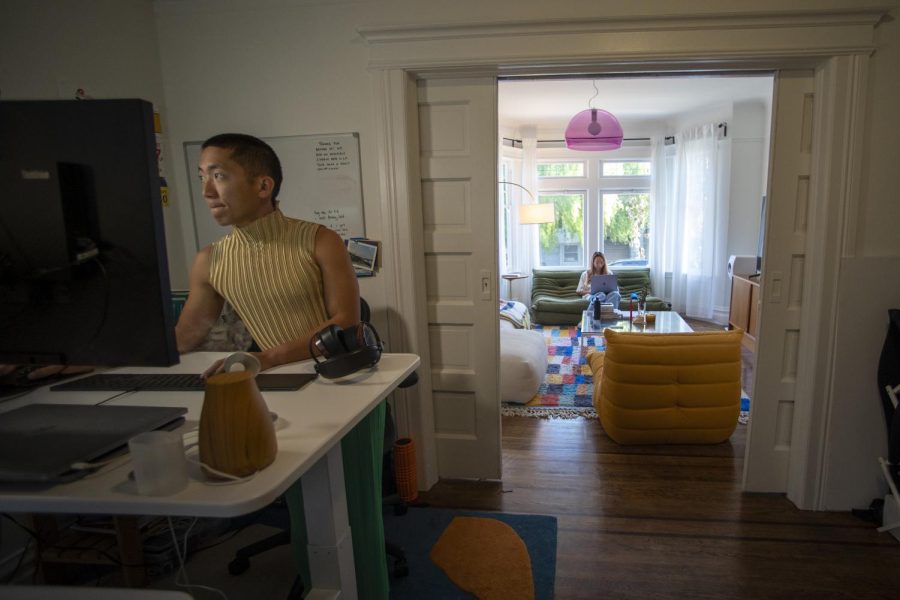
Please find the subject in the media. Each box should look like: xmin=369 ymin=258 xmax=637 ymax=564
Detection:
xmin=590 ymin=274 xmax=618 ymax=295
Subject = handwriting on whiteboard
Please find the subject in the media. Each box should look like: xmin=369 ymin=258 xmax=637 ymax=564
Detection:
xmin=312 ymin=208 xmax=350 ymax=238
xmin=315 ymin=140 xmax=352 ymax=173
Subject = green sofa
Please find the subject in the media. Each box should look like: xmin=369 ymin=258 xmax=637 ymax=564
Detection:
xmin=530 ymin=267 xmax=671 ymax=325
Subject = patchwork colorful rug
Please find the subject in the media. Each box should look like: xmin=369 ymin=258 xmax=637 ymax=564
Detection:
xmin=501 ymin=325 xmax=602 ymax=418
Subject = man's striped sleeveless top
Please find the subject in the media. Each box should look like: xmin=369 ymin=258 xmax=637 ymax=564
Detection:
xmin=208 ymin=210 xmax=328 ymax=350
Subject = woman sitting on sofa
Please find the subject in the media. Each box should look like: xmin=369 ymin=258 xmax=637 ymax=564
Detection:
xmin=576 ymin=250 xmax=621 ymax=309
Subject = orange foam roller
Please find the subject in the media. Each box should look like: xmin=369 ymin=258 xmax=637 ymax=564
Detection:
xmin=393 ymin=437 xmax=418 ymax=502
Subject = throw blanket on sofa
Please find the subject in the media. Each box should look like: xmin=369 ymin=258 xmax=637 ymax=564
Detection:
xmin=500 ymin=300 xmax=531 ymax=329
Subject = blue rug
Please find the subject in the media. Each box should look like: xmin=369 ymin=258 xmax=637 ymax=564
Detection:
xmin=384 ymin=507 xmax=557 ymax=599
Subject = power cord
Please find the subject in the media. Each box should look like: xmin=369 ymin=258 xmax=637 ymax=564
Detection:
xmin=183 ymin=439 xmax=260 ymax=486
xmin=70 ymin=456 xmax=125 ymax=471
xmin=94 ymin=388 xmax=138 ymax=406
xmin=2 ymin=535 xmax=31 ymax=584
xmin=167 ymin=516 xmax=228 ymax=600
xmin=70 ymin=453 xmax=132 ymax=479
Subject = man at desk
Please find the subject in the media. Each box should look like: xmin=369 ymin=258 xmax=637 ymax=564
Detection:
xmin=175 ymin=133 xmax=388 ymax=597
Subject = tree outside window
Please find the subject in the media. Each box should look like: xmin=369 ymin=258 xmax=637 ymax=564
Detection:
xmin=538 ymin=192 xmax=584 ymax=267
xmin=602 ymin=192 xmax=649 ymax=262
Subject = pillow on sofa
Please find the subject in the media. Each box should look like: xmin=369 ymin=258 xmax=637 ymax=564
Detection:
xmin=500 ymin=328 xmax=547 ymax=404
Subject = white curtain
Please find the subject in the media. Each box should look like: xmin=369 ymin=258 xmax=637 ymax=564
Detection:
xmin=506 ymin=128 xmax=540 ymax=304
xmin=651 ymin=123 xmax=730 ymax=320
xmin=649 ymin=136 xmax=673 ymax=300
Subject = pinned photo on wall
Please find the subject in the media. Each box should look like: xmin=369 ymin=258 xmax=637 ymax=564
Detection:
xmin=347 ymin=238 xmax=380 ymax=277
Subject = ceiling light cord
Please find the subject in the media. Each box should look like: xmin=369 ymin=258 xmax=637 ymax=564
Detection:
xmin=588 ymin=80 xmax=600 ymax=109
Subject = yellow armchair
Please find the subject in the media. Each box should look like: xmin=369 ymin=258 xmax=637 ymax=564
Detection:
xmin=588 ymin=329 xmax=743 ymax=444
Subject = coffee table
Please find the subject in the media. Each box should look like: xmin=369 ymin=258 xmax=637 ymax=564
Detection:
xmin=579 ymin=310 xmax=694 ymax=358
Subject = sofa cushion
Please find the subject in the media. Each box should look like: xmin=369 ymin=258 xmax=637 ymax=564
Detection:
xmin=591 ymin=329 xmax=743 ymax=444
xmin=530 ymin=270 xmax=589 ymax=324
xmin=610 ymin=267 xmax=670 ymax=311
xmin=610 ymin=267 xmax=651 ymax=297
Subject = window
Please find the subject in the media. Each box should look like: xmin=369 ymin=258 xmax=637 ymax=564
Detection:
xmin=537 ymin=192 xmax=584 ymax=267
xmin=537 ymin=161 xmax=585 ymax=178
xmin=602 ymin=192 xmax=650 ymax=263
xmin=602 ymin=161 xmax=651 ymax=177
xmin=523 ymin=147 xmax=652 ymax=273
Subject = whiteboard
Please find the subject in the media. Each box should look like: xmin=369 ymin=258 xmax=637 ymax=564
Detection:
xmin=184 ymin=133 xmax=364 ymax=249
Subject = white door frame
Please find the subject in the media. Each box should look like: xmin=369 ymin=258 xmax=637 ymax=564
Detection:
xmin=362 ymin=9 xmax=882 ymax=507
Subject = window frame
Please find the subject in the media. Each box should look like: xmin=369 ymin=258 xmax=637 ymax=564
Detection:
xmin=536 ymin=159 xmax=587 ymax=179
xmin=534 ymin=144 xmax=652 ymax=269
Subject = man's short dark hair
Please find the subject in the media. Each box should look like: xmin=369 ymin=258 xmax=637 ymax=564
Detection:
xmin=202 ymin=133 xmax=283 ymax=205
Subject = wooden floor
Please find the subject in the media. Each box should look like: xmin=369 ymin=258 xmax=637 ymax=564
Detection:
xmin=420 ymin=417 xmax=900 ymax=599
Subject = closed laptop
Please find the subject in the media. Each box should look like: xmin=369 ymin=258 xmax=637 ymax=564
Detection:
xmin=0 ymin=404 xmax=187 ymax=483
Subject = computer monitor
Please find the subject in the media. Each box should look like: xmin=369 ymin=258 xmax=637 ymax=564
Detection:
xmin=0 ymin=99 xmax=178 ymax=367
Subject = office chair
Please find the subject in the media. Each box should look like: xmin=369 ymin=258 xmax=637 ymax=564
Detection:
xmin=227 ymin=298 xmax=416 ymax=588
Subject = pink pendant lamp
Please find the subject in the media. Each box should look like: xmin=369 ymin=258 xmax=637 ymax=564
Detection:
xmin=565 ymin=81 xmax=623 ymax=151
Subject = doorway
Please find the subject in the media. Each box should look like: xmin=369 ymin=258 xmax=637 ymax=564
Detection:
xmin=497 ymin=73 xmax=773 ymax=419
xmin=363 ymin=12 xmax=874 ymax=508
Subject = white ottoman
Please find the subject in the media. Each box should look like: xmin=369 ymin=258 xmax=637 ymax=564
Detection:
xmin=499 ymin=323 xmax=547 ymax=404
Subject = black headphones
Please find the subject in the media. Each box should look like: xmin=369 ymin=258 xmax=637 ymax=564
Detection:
xmin=309 ymin=321 xmax=383 ymax=379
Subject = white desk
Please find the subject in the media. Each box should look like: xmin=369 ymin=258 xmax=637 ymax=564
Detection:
xmin=0 ymin=352 xmax=420 ymax=599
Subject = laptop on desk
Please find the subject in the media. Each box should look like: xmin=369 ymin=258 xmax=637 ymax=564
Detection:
xmin=590 ymin=274 xmax=618 ymax=295
xmin=0 ymin=404 xmax=187 ymax=483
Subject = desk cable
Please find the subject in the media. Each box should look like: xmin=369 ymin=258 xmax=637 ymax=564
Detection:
xmin=93 ymin=388 xmax=139 ymax=406
xmin=167 ymin=515 xmax=229 ymax=600
xmin=70 ymin=454 xmax=132 ymax=478
xmin=182 ymin=436 xmax=260 ymax=486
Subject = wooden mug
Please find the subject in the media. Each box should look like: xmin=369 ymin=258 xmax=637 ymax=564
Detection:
xmin=199 ymin=370 xmax=277 ymax=477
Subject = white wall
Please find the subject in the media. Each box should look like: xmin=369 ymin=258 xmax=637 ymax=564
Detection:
xmin=0 ymin=0 xmax=188 ymax=286
xmin=825 ymin=13 xmax=900 ymax=508
xmin=1 ymin=0 xmax=899 ymax=510
xmin=153 ymin=0 xmax=395 ymax=319
xmin=728 ymin=100 xmax=768 ymax=260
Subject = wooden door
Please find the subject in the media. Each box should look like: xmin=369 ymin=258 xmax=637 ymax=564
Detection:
xmin=417 ymin=77 xmax=501 ymax=479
